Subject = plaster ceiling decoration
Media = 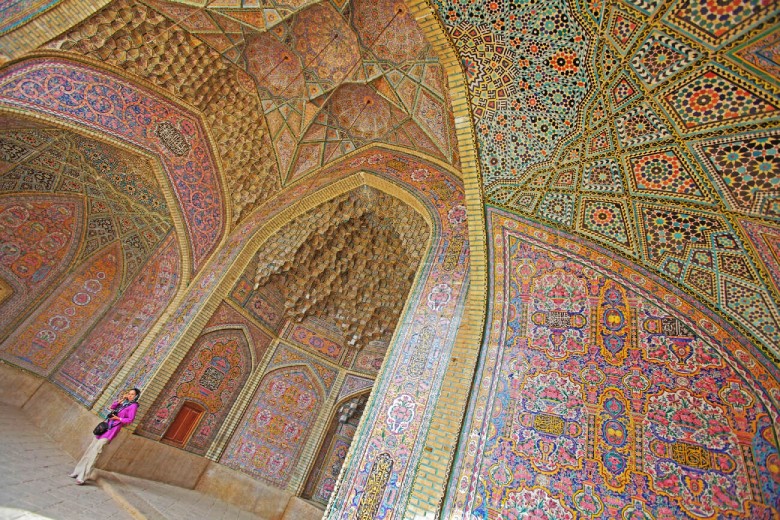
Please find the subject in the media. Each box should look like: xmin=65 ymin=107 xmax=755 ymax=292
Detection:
xmin=432 ymin=0 xmax=780 ymax=361
xmin=112 ymin=0 xmax=459 ymax=183
xmin=239 ymin=186 xmax=429 ymax=351
xmin=46 ymin=0 xmax=280 ymax=224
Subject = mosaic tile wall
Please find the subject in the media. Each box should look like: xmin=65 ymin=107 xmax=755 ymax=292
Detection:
xmin=220 ymin=344 xmax=339 ymax=487
xmin=0 ymin=121 xmax=173 ymax=338
xmin=304 ymin=392 xmax=369 ymax=506
xmin=139 ymin=328 xmax=252 ymax=455
xmin=0 ymin=243 xmax=121 ymax=374
xmin=53 ymin=234 xmax=180 ymax=405
xmin=444 ymin=208 xmax=780 ymax=518
xmin=0 ymin=57 xmax=226 ymax=271
xmin=431 ymin=0 xmax=780 ymax=366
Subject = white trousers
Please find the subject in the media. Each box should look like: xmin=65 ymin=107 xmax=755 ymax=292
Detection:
xmin=72 ymin=437 xmax=109 ymax=482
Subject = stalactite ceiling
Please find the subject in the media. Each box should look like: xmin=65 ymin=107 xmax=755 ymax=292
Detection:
xmin=241 ymin=187 xmax=429 ymax=352
xmin=45 ymin=0 xmax=460 ymax=223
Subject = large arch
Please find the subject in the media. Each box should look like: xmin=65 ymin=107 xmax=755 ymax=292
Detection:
xmin=0 ymin=109 xmax=187 ymax=405
xmin=0 ymin=53 xmax=237 ymax=413
xmin=0 ymin=0 xmax=777 ymax=517
xmin=110 ymin=145 xmax=472 ymax=510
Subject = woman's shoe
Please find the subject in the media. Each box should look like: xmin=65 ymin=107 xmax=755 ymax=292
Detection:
xmin=75 ymin=479 xmax=85 ymax=485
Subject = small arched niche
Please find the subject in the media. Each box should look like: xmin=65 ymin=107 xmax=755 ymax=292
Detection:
xmin=302 ymin=390 xmax=370 ymax=505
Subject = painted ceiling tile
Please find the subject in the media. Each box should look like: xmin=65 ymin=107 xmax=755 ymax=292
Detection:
xmin=625 ymin=147 xmax=710 ymax=202
xmin=578 ymin=196 xmax=635 ymax=254
xmin=662 ymin=0 xmax=777 ymax=49
xmin=631 ymin=30 xmax=701 ymax=88
xmin=690 ymin=129 xmax=780 ymax=219
xmin=606 ymin=6 xmax=643 ymax=54
xmin=614 ymin=102 xmax=673 ymax=148
xmin=660 ymin=64 xmax=778 ymax=133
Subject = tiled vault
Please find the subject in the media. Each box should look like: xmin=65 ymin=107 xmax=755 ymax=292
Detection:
xmin=432 ymin=0 xmax=780 ymax=363
xmin=46 ymin=0 xmax=460 ymax=222
xmin=0 ymin=0 xmax=779 ymax=518
xmin=0 ymin=116 xmax=173 ymax=340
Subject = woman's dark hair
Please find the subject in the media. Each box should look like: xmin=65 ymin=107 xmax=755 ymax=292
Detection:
xmin=132 ymin=388 xmax=141 ymax=401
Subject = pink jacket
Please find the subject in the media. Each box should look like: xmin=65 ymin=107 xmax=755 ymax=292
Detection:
xmin=97 ymin=400 xmax=138 ymax=442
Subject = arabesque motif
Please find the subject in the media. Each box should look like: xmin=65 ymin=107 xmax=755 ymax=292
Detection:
xmin=444 ymin=209 xmax=780 ymax=519
xmin=0 ymin=57 xmax=225 ymax=271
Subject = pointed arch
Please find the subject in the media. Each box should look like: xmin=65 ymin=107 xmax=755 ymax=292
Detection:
xmin=136 ymin=327 xmax=252 ymax=456
xmin=220 ymin=363 xmax=325 ymax=488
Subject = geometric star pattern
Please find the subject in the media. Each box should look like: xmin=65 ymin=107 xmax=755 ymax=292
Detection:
xmin=661 ymin=66 xmax=778 ymax=132
xmin=626 ymin=148 xmax=708 ymax=201
xmin=691 ymin=130 xmax=780 ymax=218
xmin=49 ymin=0 xmax=460 ymax=194
xmin=579 ymin=197 xmax=634 ymax=255
xmin=615 ymin=103 xmax=672 ymax=148
xmin=631 ymin=30 xmax=700 ymax=87
xmin=436 ymin=0 xmax=780 ymax=356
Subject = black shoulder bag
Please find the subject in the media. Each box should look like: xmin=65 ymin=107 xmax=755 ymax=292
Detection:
xmin=92 ymin=400 xmax=134 ymax=435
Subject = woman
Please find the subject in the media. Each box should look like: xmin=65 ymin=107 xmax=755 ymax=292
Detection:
xmin=70 ymin=388 xmax=140 ymax=485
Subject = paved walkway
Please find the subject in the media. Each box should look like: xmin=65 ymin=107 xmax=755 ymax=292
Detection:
xmin=0 ymin=403 xmax=264 ymax=520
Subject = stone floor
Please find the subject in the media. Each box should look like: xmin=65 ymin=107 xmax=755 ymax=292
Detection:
xmin=0 ymin=403 xmax=269 ymax=520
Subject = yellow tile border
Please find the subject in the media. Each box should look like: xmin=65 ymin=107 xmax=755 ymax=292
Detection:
xmin=404 ymin=0 xmax=489 ymax=515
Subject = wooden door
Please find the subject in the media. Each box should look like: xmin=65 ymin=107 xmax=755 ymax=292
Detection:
xmin=163 ymin=401 xmax=204 ymax=447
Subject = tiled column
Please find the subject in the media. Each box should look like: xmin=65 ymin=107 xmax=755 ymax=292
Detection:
xmin=287 ymin=370 xmax=348 ymax=495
